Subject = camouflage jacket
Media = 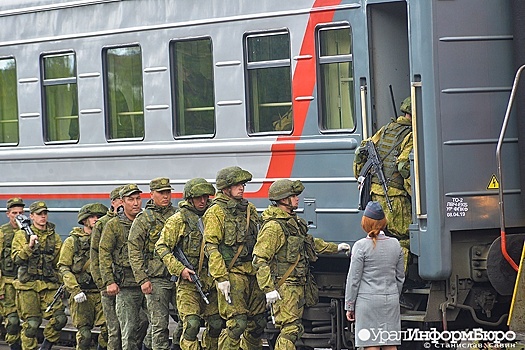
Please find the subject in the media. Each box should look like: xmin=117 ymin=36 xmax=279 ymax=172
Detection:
xmin=353 ymin=115 xmax=412 ymax=197
xmin=253 ymin=206 xmax=338 ymax=293
xmin=99 ymin=213 xmax=137 ymax=288
xmin=11 ymin=222 xmax=62 ymax=290
xmin=0 ymin=222 xmax=19 ymax=279
xmin=90 ymin=210 xmax=117 ymax=290
xmin=156 ymin=200 xmax=213 ymax=289
xmin=128 ymin=199 xmax=176 ymax=285
xmin=203 ymin=193 xmax=260 ymax=282
xmin=58 ymin=227 xmax=96 ymax=296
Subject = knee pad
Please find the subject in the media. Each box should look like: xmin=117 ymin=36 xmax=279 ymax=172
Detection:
xmin=6 ymin=313 xmax=21 ymax=335
xmin=52 ymin=310 xmax=68 ymax=331
xmin=250 ymin=313 xmax=267 ymax=338
xmin=78 ymin=326 xmax=93 ymax=348
xmin=24 ymin=316 xmax=42 ymax=338
xmin=183 ymin=315 xmax=201 ymax=341
xmin=206 ymin=313 xmax=224 ymax=338
xmin=227 ymin=314 xmax=248 ymax=340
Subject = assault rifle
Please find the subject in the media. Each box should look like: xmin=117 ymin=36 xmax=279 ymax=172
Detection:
xmin=357 ymin=140 xmax=393 ymax=212
xmin=15 ymin=214 xmax=38 ymax=245
xmin=173 ymin=245 xmax=209 ymax=304
xmin=45 ymin=284 xmax=65 ymax=313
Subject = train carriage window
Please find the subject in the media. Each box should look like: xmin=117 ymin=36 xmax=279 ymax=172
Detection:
xmin=317 ymin=26 xmax=355 ymax=131
xmin=245 ymin=31 xmax=292 ymax=134
xmin=41 ymin=52 xmax=79 ymax=142
xmin=0 ymin=57 xmax=19 ymax=145
xmin=170 ymin=38 xmax=215 ymax=137
xmin=103 ymin=45 xmax=144 ymax=140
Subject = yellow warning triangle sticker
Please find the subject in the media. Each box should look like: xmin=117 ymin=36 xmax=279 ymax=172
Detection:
xmin=487 ymin=174 xmax=499 ymax=190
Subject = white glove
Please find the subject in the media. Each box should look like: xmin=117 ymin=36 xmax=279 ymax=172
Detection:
xmin=73 ymin=292 xmax=87 ymax=303
xmin=265 ymin=290 xmax=281 ymax=305
xmin=338 ymin=243 xmax=351 ymax=252
xmin=217 ymin=280 xmax=231 ymax=304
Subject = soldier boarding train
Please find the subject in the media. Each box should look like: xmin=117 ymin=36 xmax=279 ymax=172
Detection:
xmin=0 ymin=0 xmax=525 ymax=349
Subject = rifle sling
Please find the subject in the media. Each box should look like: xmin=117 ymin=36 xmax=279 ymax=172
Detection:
xmin=277 ymin=254 xmax=300 ymax=288
xmin=198 ymin=237 xmax=205 ymax=276
xmin=227 ymin=208 xmax=251 ymax=271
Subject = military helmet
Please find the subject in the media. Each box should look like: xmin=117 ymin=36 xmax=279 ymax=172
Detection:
xmin=184 ymin=178 xmax=216 ymax=199
xmin=268 ymin=179 xmax=305 ymax=201
xmin=77 ymin=203 xmax=108 ymax=225
xmin=215 ymin=166 xmax=252 ymax=190
xmin=400 ymin=96 xmax=411 ymax=114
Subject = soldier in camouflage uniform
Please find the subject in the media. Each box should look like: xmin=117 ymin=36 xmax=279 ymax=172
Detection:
xmin=90 ymin=186 xmax=124 ymax=350
xmin=252 ymin=180 xmax=350 ymax=350
xmin=156 ymin=178 xmax=224 ymax=350
xmin=203 ymin=166 xmax=266 ymax=350
xmin=11 ymin=201 xmax=67 ymax=350
xmin=99 ymin=184 xmax=149 ymax=350
xmin=128 ymin=177 xmax=180 ymax=350
xmin=0 ymin=198 xmax=25 ymax=350
xmin=58 ymin=203 xmax=109 ymax=350
xmin=353 ymin=96 xmax=413 ymax=267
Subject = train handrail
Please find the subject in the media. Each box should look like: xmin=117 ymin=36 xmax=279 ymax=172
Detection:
xmin=411 ymin=81 xmax=423 ymax=218
xmin=496 ymin=64 xmax=525 ymax=272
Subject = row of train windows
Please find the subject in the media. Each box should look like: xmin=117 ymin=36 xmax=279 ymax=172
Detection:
xmin=0 ymin=25 xmax=355 ymax=144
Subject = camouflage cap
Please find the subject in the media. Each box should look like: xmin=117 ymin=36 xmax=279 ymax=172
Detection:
xmin=30 ymin=201 xmax=49 ymax=214
xmin=119 ymin=184 xmax=142 ymax=198
xmin=7 ymin=197 xmax=25 ymax=209
xmin=149 ymin=177 xmax=173 ymax=192
xmin=110 ymin=185 xmax=125 ymax=200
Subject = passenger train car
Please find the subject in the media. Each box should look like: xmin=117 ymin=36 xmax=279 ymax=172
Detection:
xmin=0 ymin=0 xmax=524 ymax=348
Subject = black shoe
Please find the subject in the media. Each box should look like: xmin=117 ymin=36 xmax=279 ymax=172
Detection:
xmin=399 ymin=295 xmax=415 ymax=309
xmin=39 ymin=339 xmax=54 ymax=350
xmin=171 ymin=344 xmax=182 ymax=350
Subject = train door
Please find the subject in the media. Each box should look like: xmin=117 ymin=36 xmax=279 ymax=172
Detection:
xmin=366 ymin=1 xmax=410 ymax=131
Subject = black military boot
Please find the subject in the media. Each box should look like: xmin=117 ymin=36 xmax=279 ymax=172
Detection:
xmin=141 ymin=344 xmax=152 ymax=350
xmin=38 ymin=339 xmax=54 ymax=350
xmin=97 ymin=345 xmax=107 ymax=350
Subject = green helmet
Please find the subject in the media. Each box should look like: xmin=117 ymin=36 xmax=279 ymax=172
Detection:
xmin=184 ymin=178 xmax=216 ymax=199
xmin=400 ymin=96 xmax=411 ymax=114
xmin=268 ymin=179 xmax=305 ymax=201
xmin=215 ymin=166 xmax=252 ymax=190
xmin=77 ymin=203 xmax=108 ymax=225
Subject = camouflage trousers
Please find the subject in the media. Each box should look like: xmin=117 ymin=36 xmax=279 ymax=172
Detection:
xmin=217 ymin=272 xmax=266 ymax=350
xmin=145 ymin=278 xmax=176 ymax=350
xmin=101 ymin=292 xmax=121 ymax=350
xmin=116 ymin=287 xmax=149 ymax=350
xmin=272 ymin=283 xmax=305 ymax=350
xmin=0 ymin=280 xmax=21 ymax=346
xmin=70 ymin=290 xmax=107 ymax=350
xmin=15 ymin=286 xmax=66 ymax=350
xmin=177 ymin=279 xmax=222 ymax=350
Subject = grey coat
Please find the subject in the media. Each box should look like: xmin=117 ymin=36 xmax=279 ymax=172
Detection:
xmin=345 ymin=231 xmax=404 ymax=311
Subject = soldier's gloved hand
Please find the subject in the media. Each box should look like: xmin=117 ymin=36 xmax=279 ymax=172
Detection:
xmin=217 ymin=280 xmax=231 ymax=304
xmin=73 ymin=292 xmax=87 ymax=303
xmin=265 ymin=290 xmax=281 ymax=305
xmin=338 ymin=243 xmax=351 ymax=252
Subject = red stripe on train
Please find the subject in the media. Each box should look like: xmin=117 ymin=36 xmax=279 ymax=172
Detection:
xmin=258 ymin=0 xmax=342 ymax=197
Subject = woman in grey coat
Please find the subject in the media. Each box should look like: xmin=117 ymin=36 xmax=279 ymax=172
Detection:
xmin=345 ymin=201 xmax=405 ymax=350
